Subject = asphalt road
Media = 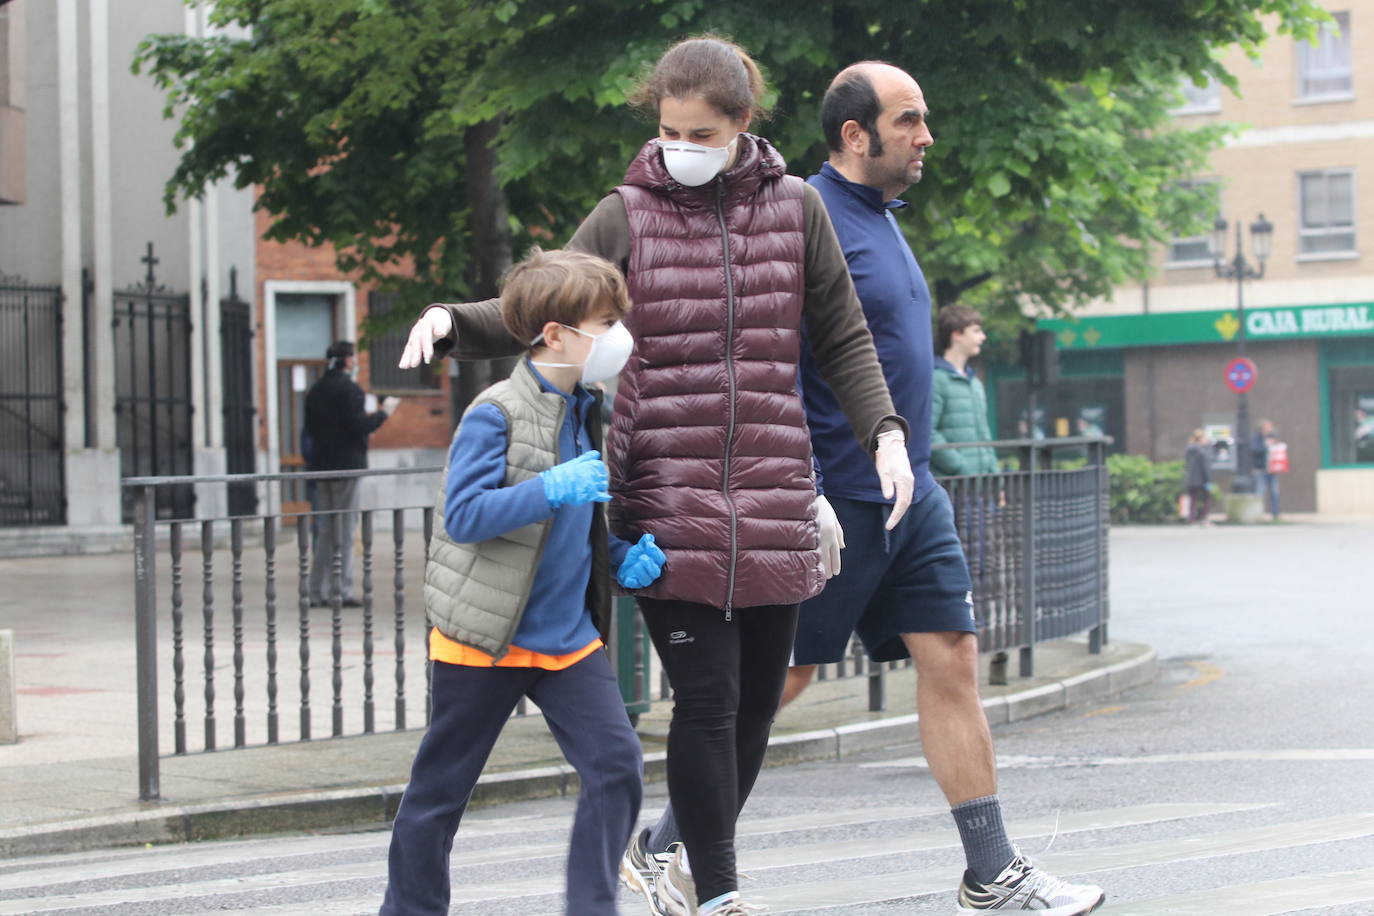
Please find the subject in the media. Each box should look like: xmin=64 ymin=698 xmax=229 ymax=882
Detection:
xmin=4 ymin=521 xmax=1372 ymax=914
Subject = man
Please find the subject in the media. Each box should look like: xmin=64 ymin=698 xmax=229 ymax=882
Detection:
xmin=625 ymin=62 xmax=1104 ymax=915
xmin=931 ymin=304 xmax=999 ymax=478
xmin=303 ymin=340 xmax=400 ymax=607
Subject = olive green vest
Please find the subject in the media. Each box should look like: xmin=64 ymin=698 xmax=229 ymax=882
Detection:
xmin=423 ymin=359 xmax=611 ymax=659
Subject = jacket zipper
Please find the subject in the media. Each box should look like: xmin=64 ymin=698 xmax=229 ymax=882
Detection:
xmin=715 ymin=178 xmax=739 ymax=621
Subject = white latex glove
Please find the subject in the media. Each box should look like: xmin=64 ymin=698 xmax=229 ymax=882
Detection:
xmin=814 ymin=494 xmax=845 ymax=578
xmin=397 ymin=306 xmax=454 ymax=369
xmin=381 ymin=396 xmax=401 ymax=416
xmin=874 ymin=429 xmax=914 ymax=530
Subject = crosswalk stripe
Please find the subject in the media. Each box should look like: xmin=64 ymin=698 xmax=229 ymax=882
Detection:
xmin=1104 ymin=866 xmax=1374 ymax=915
xmin=863 ymin=748 xmax=1374 ymax=769
xmin=752 ymin=812 xmax=1374 ymax=912
xmin=739 ymin=802 xmax=1267 ymax=871
xmin=0 ymin=803 xmax=1264 ymax=913
xmin=182 ymin=897 xmax=380 ymax=916
xmin=0 ymin=805 xmax=941 ymax=894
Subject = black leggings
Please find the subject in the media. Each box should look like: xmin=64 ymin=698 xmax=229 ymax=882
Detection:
xmin=639 ymin=597 xmax=800 ymax=906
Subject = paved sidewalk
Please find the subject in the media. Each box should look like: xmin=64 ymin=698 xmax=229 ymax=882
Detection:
xmin=0 ymin=550 xmax=1154 ymax=857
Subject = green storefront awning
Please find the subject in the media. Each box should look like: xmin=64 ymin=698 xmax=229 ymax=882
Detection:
xmin=1039 ymin=302 xmax=1374 ymax=350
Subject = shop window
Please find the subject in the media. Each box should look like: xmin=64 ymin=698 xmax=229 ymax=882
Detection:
xmin=994 ymin=376 xmax=1125 ymax=454
xmin=1296 ymin=11 xmax=1352 ymax=100
xmin=1299 ymin=169 xmax=1356 ymax=256
xmin=1175 ymin=74 xmax=1221 ymax=114
xmin=368 ymin=291 xmax=442 ymax=392
xmin=1329 ymin=365 xmax=1374 ymax=464
xmin=1167 ymin=180 xmax=1220 ymax=266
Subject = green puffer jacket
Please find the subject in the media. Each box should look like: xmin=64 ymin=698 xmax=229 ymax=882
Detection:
xmin=931 ymin=358 xmax=999 ymax=477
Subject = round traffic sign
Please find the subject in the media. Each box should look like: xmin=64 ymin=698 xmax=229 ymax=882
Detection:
xmin=1224 ymin=356 xmax=1258 ymax=394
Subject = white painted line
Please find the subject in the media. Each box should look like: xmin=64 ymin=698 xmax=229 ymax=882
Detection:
xmin=0 ymin=805 xmax=943 ymax=897
xmin=862 ymin=747 xmax=1374 ymax=769
xmin=740 ymin=803 xmax=1269 ymax=871
xmin=756 ymin=812 xmax=1374 ymax=912
xmin=1105 ymin=865 xmax=1374 ymax=915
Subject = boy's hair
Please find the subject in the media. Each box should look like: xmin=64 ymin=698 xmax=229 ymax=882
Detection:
xmin=500 ymin=247 xmax=631 ymax=347
xmin=936 ymin=304 xmax=983 ymax=355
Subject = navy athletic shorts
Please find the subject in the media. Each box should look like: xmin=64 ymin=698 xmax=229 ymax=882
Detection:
xmin=791 ymin=486 xmax=975 ymax=666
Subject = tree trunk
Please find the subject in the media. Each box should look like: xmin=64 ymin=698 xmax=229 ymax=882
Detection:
xmin=453 ymin=118 xmax=516 ymax=421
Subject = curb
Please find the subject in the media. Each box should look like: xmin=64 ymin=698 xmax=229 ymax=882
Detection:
xmin=0 ymin=645 xmax=1157 ymax=858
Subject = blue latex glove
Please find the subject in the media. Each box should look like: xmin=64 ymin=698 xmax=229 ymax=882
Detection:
xmin=539 ymin=450 xmax=611 ymax=508
xmin=617 ymin=533 xmax=666 ymax=589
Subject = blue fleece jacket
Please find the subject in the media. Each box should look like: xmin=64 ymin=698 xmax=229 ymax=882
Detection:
xmin=442 ymin=368 xmax=630 ymax=655
xmin=801 ymin=163 xmax=937 ymax=506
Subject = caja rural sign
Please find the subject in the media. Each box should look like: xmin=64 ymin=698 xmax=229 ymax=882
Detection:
xmin=1041 ymin=302 xmax=1374 ymax=350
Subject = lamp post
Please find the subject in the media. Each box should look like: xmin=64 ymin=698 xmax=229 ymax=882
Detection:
xmin=1211 ymin=212 xmax=1273 ymax=494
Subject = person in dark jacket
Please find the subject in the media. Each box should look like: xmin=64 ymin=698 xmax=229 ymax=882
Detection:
xmin=303 ymin=341 xmax=399 ymax=607
xmin=1252 ymin=418 xmax=1280 ymax=520
xmin=931 ymin=305 xmax=999 ymax=477
xmin=396 ymin=38 xmax=913 ymax=916
xmin=1185 ymin=428 xmax=1213 ymax=525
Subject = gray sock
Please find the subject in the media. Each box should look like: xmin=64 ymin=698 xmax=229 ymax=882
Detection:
xmin=951 ymin=795 xmax=1017 ymax=885
xmin=646 ymin=803 xmax=681 ymax=855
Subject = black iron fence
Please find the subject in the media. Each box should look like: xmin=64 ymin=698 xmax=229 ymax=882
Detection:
xmin=753 ymin=436 xmax=1111 ymax=712
xmin=115 ymin=244 xmax=194 ymax=523
xmin=127 ymin=437 xmax=1108 ymax=800
xmin=0 ymin=273 xmax=65 ymax=527
xmin=125 ymin=467 xmax=654 ymax=801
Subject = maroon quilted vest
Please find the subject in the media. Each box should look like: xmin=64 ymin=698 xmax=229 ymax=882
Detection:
xmin=608 ymin=134 xmax=823 ymax=611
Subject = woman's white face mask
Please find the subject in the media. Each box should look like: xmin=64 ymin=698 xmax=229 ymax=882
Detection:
xmin=530 ymin=320 xmax=634 ymax=384
xmin=658 ymin=134 xmax=739 ymax=187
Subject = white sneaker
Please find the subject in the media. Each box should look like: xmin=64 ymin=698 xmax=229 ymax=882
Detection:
xmin=956 ymin=854 xmax=1105 ymax=914
xmin=655 ymin=845 xmax=697 ymax=916
xmin=701 ymin=900 xmax=766 ymax=915
xmin=620 ymin=828 xmax=673 ymax=914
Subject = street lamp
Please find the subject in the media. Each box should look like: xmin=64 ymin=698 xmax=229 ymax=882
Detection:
xmin=1211 ymin=212 xmax=1273 ymax=494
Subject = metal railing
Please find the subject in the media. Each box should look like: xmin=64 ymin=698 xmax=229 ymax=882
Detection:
xmin=126 ymin=466 xmax=653 ymax=801
xmin=127 ymin=437 xmax=1108 ymax=799
xmin=787 ymin=436 xmax=1111 ymax=712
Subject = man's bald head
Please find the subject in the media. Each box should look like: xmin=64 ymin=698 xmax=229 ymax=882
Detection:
xmin=822 ymin=61 xmax=932 ymax=199
xmin=822 ymin=62 xmax=917 ymax=153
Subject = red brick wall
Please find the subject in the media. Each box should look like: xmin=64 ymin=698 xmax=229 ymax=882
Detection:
xmin=254 ymin=208 xmax=453 ymax=454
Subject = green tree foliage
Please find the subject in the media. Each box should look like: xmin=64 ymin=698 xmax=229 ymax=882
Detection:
xmin=135 ymin=0 xmax=1327 ymax=325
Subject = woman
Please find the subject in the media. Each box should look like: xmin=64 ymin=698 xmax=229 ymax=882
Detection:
xmin=1184 ymin=428 xmax=1212 ymax=525
xmin=400 ymin=37 xmax=913 ymax=915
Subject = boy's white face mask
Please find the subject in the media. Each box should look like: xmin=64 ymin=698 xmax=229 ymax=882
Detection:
xmin=657 ymin=135 xmax=739 ymax=187
xmin=530 ymin=321 xmax=634 ymax=384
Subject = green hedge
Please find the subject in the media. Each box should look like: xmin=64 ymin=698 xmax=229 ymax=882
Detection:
xmin=1106 ymin=453 xmax=1185 ymax=524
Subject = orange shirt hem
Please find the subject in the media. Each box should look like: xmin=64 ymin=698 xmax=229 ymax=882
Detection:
xmin=429 ymin=628 xmax=603 ymax=670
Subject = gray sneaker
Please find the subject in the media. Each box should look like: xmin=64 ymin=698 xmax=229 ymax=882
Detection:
xmin=957 ymin=854 xmax=1105 ymax=914
xmin=655 ymin=845 xmax=697 ymax=916
xmin=620 ymin=828 xmax=672 ymax=914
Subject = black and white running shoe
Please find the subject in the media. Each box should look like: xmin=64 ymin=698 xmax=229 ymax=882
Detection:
xmin=957 ymin=854 xmax=1105 ymax=914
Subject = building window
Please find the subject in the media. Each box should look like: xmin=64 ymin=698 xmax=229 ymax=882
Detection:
xmin=1167 ymin=181 xmax=1220 ymax=266
xmin=368 ymin=291 xmax=441 ymax=392
xmin=1175 ymin=74 xmax=1221 ymax=114
xmin=1299 ymin=169 xmax=1356 ymax=256
xmin=1296 ymin=11 xmax=1352 ymax=100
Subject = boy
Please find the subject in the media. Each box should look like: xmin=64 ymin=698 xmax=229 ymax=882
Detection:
xmin=381 ymin=248 xmax=665 ymax=916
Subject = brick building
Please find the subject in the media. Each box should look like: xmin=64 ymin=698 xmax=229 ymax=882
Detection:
xmin=253 ymin=212 xmax=456 ymax=517
xmin=998 ymin=2 xmax=1374 ymax=515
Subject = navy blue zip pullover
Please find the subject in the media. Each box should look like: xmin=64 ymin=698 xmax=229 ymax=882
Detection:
xmin=801 ymin=162 xmax=937 ymax=506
